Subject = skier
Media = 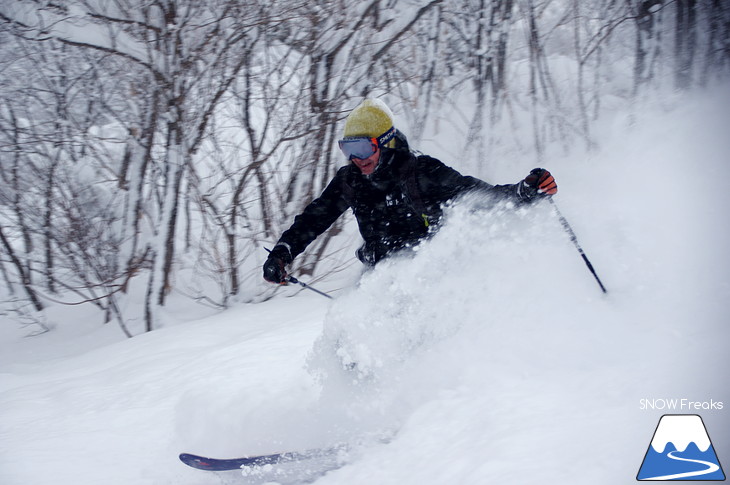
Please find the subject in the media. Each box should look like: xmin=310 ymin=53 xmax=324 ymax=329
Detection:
xmin=263 ymin=99 xmax=557 ymax=284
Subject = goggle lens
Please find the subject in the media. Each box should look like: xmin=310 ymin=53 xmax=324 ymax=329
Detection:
xmin=338 ymin=137 xmax=378 ymax=160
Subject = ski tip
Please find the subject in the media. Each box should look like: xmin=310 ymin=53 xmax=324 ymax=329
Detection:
xmin=179 ymin=453 xmax=229 ymax=471
xmin=179 ymin=453 xmax=204 ymax=469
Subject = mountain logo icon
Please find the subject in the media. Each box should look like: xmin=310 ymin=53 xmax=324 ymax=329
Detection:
xmin=637 ymin=414 xmax=726 ymax=481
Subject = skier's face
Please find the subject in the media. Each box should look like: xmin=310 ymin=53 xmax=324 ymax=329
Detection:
xmin=352 ymin=146 xmax=380 ymax=175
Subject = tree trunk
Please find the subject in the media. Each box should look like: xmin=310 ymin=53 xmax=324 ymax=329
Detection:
xmin=0 ymin=224 xmax=45 ymax=312
xmin=675 ymin=0 xmax=698 ymax=89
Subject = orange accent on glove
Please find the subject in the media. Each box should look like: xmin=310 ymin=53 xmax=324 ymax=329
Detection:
xmin=525 ymin=168 xmax=558 ymax=196
xmin=537 ymin=171 xmax=557 ymax=195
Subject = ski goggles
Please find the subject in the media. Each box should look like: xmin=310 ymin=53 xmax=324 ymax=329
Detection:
xmin=338 ymin=126 xmax=396 ymax=160
xmin=338 ymin=137 xmax=378 ymax=160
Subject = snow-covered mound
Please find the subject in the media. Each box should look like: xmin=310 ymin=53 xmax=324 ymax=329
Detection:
xmin=1 ymin=89 xmax=729 ymax=485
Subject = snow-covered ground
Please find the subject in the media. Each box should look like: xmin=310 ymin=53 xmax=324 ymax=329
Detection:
xmin=1 ymin=88 xmax=729 ymax=485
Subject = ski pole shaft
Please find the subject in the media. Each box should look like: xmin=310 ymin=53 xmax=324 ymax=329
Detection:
xmin=286 ymin=275 xmax=333 ymax=299
xmin=548 ymin=198 xmax=607 ymax=294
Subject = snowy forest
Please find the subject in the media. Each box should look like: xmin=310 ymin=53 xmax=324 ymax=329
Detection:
xmin=1 ymin=0 xmax=729 ymax=336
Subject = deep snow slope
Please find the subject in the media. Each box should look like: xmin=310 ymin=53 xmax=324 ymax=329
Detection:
xmin=0 ymin=296 xmax=330 ymax=485
xmin=1 ymin=89 xmax=729 ymax=485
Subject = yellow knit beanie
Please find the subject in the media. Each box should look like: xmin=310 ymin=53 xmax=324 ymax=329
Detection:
xmin=343 ymin=99 xmax=396 ymax=148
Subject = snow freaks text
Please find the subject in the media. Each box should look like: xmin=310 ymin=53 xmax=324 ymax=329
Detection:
xmin=639 ymin=399 xmax=724 ymax=411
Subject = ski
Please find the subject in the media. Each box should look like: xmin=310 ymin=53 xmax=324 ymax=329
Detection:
xmin=179 ymin=446 xmax=341 ymax=472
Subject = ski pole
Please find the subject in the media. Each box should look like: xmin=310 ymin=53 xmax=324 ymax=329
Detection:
xmin=285 ymin=275 xmax=333 ymax=299
xmin=548 ymin=198 xmax=608 ymax=294
xmin=264 ymin=248 xmax=333 ymax=299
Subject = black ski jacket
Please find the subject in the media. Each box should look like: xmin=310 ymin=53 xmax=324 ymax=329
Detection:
xmin=275 ymin=147 xmax=531 ymax=265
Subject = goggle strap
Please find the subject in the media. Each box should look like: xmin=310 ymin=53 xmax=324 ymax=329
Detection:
xmin=376 ymin=126 xmax=396 ymax=147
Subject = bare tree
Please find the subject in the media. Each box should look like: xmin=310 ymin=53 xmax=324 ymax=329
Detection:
xmin=628 ymin=0 xmax=664 ymax=95
xmin=700 ymin=0 xmax=726 ymax=84
xmin=1 ymin=1 xmax=268 ymax=329
xmin=675 ymin=0 xmax=698 ymax=88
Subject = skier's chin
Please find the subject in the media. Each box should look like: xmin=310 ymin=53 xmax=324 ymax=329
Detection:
xmin=357 ymin=161 xmax=377 ymax=175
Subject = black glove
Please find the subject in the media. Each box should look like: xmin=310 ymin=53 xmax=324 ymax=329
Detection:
xmin=263 ymin=244 xmax=292 ymax=284
xmin=521 ymin=168 xmax=557 ymax=198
